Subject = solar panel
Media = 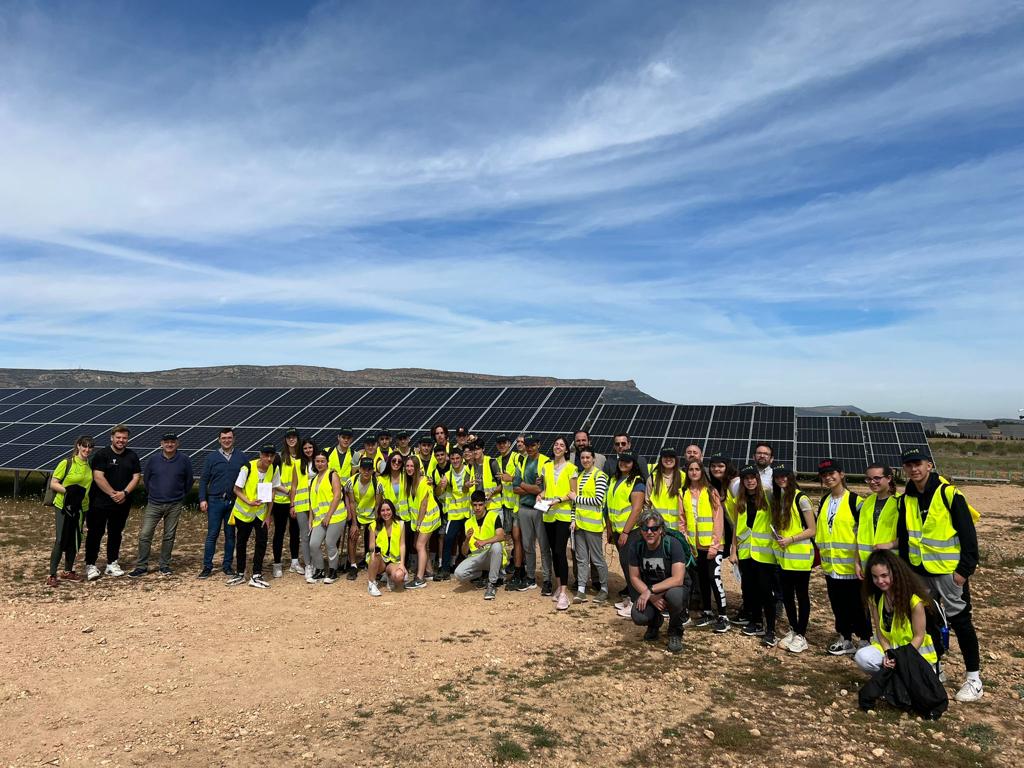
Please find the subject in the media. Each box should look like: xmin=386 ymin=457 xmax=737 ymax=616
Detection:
xmin=126 ymin=389 xmax=183 ymax=406
xmin=0 ymin=423 xmax=40 ymax=442
xmin=704 ymin=438 xmax=751 ymax=465
xmin=866 ymin=421 xmax=901 ymax=467
xmin=25 ymin=388 xmax=84 ymax=405
xmin=895 ymin=421 xmax=928 ymax=446
xmin=270 ymin=388 xmax=332 ymax=407
xmin=197 ymin=388 xmax=253 ymax=406
xmin=313 ymin=388 xmax=371 ymax=407
xmin=0 ymin=403 xmax=50 ymax=422
xmin=472 ymin=407 xmax=537 ymax=432
xmin=61 ymin=389 xmax=115 ymax=404
xmin=384 ymin=407 xmax=445 ymax=430
xmin=545 ymin=387 xmax=603 ymax=408
xmin=290 ymin=406 xmax=350 ymax=429
xmin=230 ymin=389 xmax=288 ymax=406
xmin=2 ymin=389 xmax=53 ymax=404
xmin=358 ymin=387 xmax=415 ymax=407
xmin=631 ymin=405 xmax=675 ymax=437
xmin=446 ymin=388 xmax=502 ymax=408
xmin=0 ymin=389 xmax=23 ymax=403
xmin=590 ymin=404 xmax=639 ymax=436
xmin=340 ymin=405 xmax=400 ymax=429
xmin=237 ymin=406 xmax=303 ymax=428
xmin=525 ymin=407 xmax=591 ymax=434
xmin=88 ymin=388 xmax=147 ymax=405
xmin=401 ymin=388 xmax=457 ymax=407
xmin=491 ymin=388 xmax=551 ymax=408
xmin=428 ymin=406 xmax=490 ymax=431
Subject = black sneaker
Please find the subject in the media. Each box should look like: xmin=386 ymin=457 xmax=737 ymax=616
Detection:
xmin=729 ymin=611 xmax=751 ymax=626
xmin=197 ymin=568 xmax=213 ymax=579
xmin=346 ymin=566 xmax=358 ymax=581
xmin=761 ymin=632 xmax=777 ymax=648
xmin=741 ymin=622 xmax=765 ymax=637
xmin=643 ymin=626 xmax=660 ymax=642
xmin=667 ymin=634 xmax=684 ymax=653
xmin=127 ymin=567 xmax=147 ymax=578
xmin=515 ymin=578 xmax=532 ymax=593
xmin=525 ymin=578 xmax=537 ymax=590
xmin=433 ymin=569 xmax=445 ymax=582
xmin=312 ymin=568 xmax=325 ymax=581
xmin=357 ymin=559 xmax=368 ymax=570
xmin=441 ymin=569 xmax=451 ymax=582
xmin=471 ymin=575 xmax=486 ymax=589
xmin=694 ymin=612 xmax=714 ymax=628
xmin=541 ymin=581 xmax=553 ymax=596
xmin=157 ymin=566 xmax=173 ymax=577
xmin=713 ymin=616 xmax=731 ymax=633
xmin=504 ymin=576 xmax=520 ymax=592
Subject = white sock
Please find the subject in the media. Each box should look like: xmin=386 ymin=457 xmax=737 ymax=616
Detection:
xmin=966 ymin=671 xmax=981 ymax=683
xmin=291 ymin=558 xmax=299 ymax=566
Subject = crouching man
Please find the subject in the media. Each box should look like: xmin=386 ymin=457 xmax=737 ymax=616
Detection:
xmin=629 ymin=510 xmax=692 ymax=653
xmin=454 ymin=490 xmax=506 ymax=601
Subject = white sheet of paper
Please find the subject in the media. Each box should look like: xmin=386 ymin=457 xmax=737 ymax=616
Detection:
xmin=256 ymin=482 xmax=273 ymax=503
xmin=533 ymin=498 xmax=551 ymax=512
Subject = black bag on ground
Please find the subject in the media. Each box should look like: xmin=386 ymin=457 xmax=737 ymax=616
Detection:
xmin=858 ymin=645 xmax=948 ymax=720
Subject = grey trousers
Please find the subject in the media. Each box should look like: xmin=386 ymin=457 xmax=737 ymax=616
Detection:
xmin=517 ymin=504 xmax=551 ymax=582
xmin=309 ymin=520 xmax=345 ymax=570
xmin=297 ymin=513 xmax=312 ymax=566
xmin=454 ymin=543 xmax=503 ymax=585
xmin=134 ymin=501 xmax=183 ymax=569
xmin=573 ymin=528 xmax=608 ymax=592
xmin=631 ymin=580 xmax=691 ymax=634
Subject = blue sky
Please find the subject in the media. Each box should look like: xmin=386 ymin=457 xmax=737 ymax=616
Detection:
xmin=1 ymin=0 xmax=1022 ymax=418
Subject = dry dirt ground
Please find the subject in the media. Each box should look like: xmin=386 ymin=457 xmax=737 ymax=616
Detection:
xmin=2 ymin=483 xmax=1022 ymax=768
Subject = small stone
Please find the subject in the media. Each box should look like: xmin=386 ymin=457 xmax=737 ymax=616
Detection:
xmin=749 ymin=728 xmax=761 ymax=737
xmin=703 ymin=729 xmax=715 ymax=740
xmin=82 ymin=627 xmax=94 ymax=634
xmin=840 ymin=688 xmax=848 ymax=696
xmin=840 ymin=754 xmax=855 ymax=764
xmin=988 ymin=651 xmax=1000 ymax=660
xmin=872 ymin=748 xmax=885 ymax=757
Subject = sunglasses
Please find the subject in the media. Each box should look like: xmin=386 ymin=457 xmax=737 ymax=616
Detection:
xmin=642 ymin=525 xmax=663 ymax=533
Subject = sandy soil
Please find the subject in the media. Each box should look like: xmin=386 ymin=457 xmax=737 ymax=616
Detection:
xmin=2 ymin=483 xmax=1022 ymax=767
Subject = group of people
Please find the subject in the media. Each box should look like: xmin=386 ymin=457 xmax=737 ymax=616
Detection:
xmin=45 ymin=422 xmax=985 ymax=704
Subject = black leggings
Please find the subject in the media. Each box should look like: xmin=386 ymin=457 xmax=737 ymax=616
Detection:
xmin=780 ymin=569 xmax=811 ymax=635
xmin=948 ymin=583 xmax=981 ymax=673
xmin=271 ymin=502 xmax=299 ymax=563
xmin=544 ymin=519 xmax=571 ymax=583
xmin=49 ymin=509 xmax=80 ymax=576
xmin=825 ymin=575 xmax=870 ymax=640
xmin=696 ymin=549 xmax=727 ymax=615
xmin=235 ymin=518 xmax=268 ymax=576
xmin=85 ymin=503 xmax=131 ymax=565
xmin=753 ymin=561 xmax=777 ymax=634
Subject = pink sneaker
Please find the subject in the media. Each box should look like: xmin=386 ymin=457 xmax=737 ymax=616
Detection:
xmin=556 ymin=592 xmax=570 ymax=611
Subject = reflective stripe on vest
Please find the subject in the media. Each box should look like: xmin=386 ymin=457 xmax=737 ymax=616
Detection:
xmin=311 ymin=471 xmax=345 ymax=526
xmin=903 ymin=484 xmax=961 ymax=575
xmin=445 ymin=468 xmax=472 ymax=520
xmin=380 ymin=476 xmax=410 ymax=521
xmin=777 ymin=491 xmax=813 ymax=571
xmin=348 ymin=475 xmax=380 ymax=525
xmin=574 ymin=469 xmax=607 ymax=533
xmin=293 ymin=463 xmax=313 ymax=513
xmin=408 ymin=477 xmax=440 ymax=532
xmin=327 ymin=447 xmax=355 ymax=478
xmin=874 ymin=593 xmax=938 ymax=664
xmin=647 ymin=472 xmax=681 ymax=531
xmin=373 ymin=520 xmax=404 ymax=563
xmin=682 ymin=486 xmax=714 ymax=547
xmin=498 ymin=452 xmax=521 ymax=510
xmin=856 ymin=493 xmax=900 ymax=568
xmin=274 ymin=457 xmax=299 ymax=504
xmin=541 ymin=461 xmax=577 ymax=523
xmin=231 ymin=459 xmax=270 ymax=523
xmin=732 ymin=491 xmax=770 ymax=560
xmin=750 ymin=505 xmax=776 ymax=565
xmin=607 ymin=475 xmax=641 ymax=533
xmin=472 ymin=460 xmax=503 ymax=513
xmin=815 ymin=490 xmax=859 ymax=578
xmin=465 ymin=510 xmax=509 ymax=567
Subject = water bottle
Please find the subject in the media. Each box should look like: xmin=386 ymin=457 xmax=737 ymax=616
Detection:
xmin=940 ymin=624 xmax=950 ymax=651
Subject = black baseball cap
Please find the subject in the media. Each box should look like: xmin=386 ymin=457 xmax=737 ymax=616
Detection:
xmin=659 ymin=447 xmax=678 ymax=459
xmin=337 ymin=427 xmax=353 ymax=437
xmin=363 ymin=434 xmax=378 ymax=444
xmin=285 ymin=427 xmax=299 ymax=437
xmin=377 ymin=429 xmax=391 ymax=438
xmin=495 ymin=433 xmax=510 ymax=444
xmin=738 ymin=462 xmax=758 ymax=477
xmin=396 ymin=430 xmax=410 ymax=439
xmin=432 ymin=443 xmax=447 ymax=454
xmin=418 ymin=434 xmax=432 ymax=445
xmin=707 ymin=452 xmax=729 ymax=465
xmin=160 ymin=432 xmax=178 ymax=441
xmin=900 ymin=447 xmax=933 ymax=464
xmin=616 ymin=451 xmax=637 ymax=464
xmin=817 ymin=458 xmax=842 ymax=474
xmin=772 ymin=461 xmax=792 ymax=476
xmin=523 ymin=433 xmax=539 ymax=445
xmin=259 ymin=443 xmax=276 ymax=455
xmin=455 ymin=426 xmax=468 ymax=436
xmin=359 ymin=457 xmax=374 ymax=470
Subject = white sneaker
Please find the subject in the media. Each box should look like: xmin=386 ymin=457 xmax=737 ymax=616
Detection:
xmin=105 ymin=561 xmax=124 ymax=577
xmin=614 ymin=598 xmax=631 ymax=610
xmin=272 ymin=563 xmax=283 ymax=579
xmin=304 ymin=567 xmax=316 ymax=585
xmin=955 ymin=679 xmax=983 ymax=703
xmin=787 ymin=634 xmax=808 ymax=654
xmin=248 ymin=575 xmax=270 ymax=589
xmin=86 ymin=565 xmax=101 ymax=582
xmin=778 ymin=630 xmax=795 ymax=650
xmin=368 ymin=581 xmax=382 ymax=597
xmin=290 ymin=561 xmax=304 ymax=575
xmin=616 ymin=604 xmax=633 ymax=619
xmin=827 ymin=637 xmax=855 ymax=656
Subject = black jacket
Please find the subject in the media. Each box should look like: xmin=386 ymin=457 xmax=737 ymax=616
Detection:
xmin=897 ymin=472 xmax=978 ymax=579
xmin=858 ymin=644 xmax=948 ymax=719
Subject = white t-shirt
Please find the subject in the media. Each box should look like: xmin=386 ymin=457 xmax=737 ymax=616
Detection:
xmin=235 ymin=465 xmax=282 ymax=488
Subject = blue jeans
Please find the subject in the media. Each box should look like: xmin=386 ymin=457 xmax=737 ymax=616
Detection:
xmin=442 ymin=518 xmax=466 ymax=570
xmin=203 ymin=498 xmax=236 ymax=572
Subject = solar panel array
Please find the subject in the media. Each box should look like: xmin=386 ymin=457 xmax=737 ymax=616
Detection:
xmin=0 ymin=386 xmax=603 ymax=474
xmin=0 ymin=388 xmax=930 ymax=475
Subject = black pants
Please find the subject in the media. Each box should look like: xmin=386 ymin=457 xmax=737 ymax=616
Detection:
xmin=84 ymin=502 xmax=131 ymax=565
xmin=544 ymin=519 xmax=571 ymax=583
xmin=948 ymin=584 xmax=981 ymax=673
xmin=271 ymin=502 xmax=299 ymax=563
xmin=752 ymin=561 xmax=777 ymax=635
xmin=49 ymin=508 xmax=80 ymax=576
xmin=780 ymin=569 xmax=811 ymax=635
xmin=738 ymin=558 xmax=759 ymax=622
xmin=235 ymin=518 xmax=268 ymax=576
xmin=696 ymin=548 xmax=727 ymax=615
xmin=825 ymin=575 xmax=870 ymax=640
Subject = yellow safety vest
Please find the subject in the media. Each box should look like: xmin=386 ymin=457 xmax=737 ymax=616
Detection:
xmin=682 ymin=486 xmax=715 ymax=548
xmin=327 ymin=447 xmax=355 ymax=478
xmin=815 ymin=490 xmax=860 ymax=578
xmin=871 ymin=593 xmax=937 ymax=664
xmin=311 ymin=470 xmax=345 ymax=527
xmin=856 ymin=493 xmax=900 ymax=569
xmin=647 ymin=471 xmax=682 ymax=531
xmin=731 ymin=491 xmax=770 ymax=560
xmin=903 ymin=484 xmax=962 ymax=575
xmin=407 ymin=476 xmax=440 ymax=533
xmin=465 ymin=510 xmax=509 ymax=566
xmin=471 ymin=459 xmax=503 ymax=514
xmin=497 ymin=451 xmax=522 ymax=510
xmin=749 ymin=500 xmax=777 ymax=565
xmin=574 ymin=468 xmax=607 ymax=533
xmin=52 ymin=456 xmax=93 ymax=513
xmin=607 ymin=475 xmax=641 ymax=533
xmin=775 ymin=491 xmax=814 ymax=571
xmin=275 ymin=456 xmax=300 ymax=504
xmin=540 ymin=461 xmax=577 ymax=523
xmin=230 ymin=459 xmax=271 ymax=524
xmin=371 ymin=520 xmax=404 ymax=564
xmin=293 ymin=462 xmax=314 ymax=514
xmin=348 ymin=474 xmax=381 ymax=525
xmin=414 ymin=453 xmax=437 ymax=478
xmin=444 ymin=467 xmax=473 ymax=521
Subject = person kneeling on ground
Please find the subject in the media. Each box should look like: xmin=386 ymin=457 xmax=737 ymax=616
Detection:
xmin=453 ymin=490 xmax=506 ymax=601
xmin=366 ymin=499 xmax=407 ymax=596
xmin=628 ymin=510 xmax=692 ymax=653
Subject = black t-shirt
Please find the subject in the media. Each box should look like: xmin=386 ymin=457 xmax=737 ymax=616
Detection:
xmin=89 ymin=446 xmax=141 ymax=508
xmin=628 ymin=535 xmax=686 ymax=587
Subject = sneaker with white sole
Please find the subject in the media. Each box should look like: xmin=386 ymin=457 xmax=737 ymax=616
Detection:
xmin=778 ymin=630 xmax=795 ymax=650
xmin=616 ymin=604 xmax=633 ymax=619
xmin=368 ymin=580 xmax=382 ymax=597
xmin=86 ymin=564 xmax=101 ymax=582
xmin=272 ymin=563 xmax=283 ymax=579
xmin=787 ymin=634 xmax=808 ymax=653
xmin=249 ymin=574 xmax=270 ymax=589
xmin=827 ymin=637 xmax=855 ymax=656
xmin=694 ymin=612 xmax=714 ymax=628
xmin=954 ymin=679 xmax=984 ymax=703
xmin=614 ymin=598 xmax=632 ymax=610
xmin=105 ymin=561 xmax=124 ymax=577
xmin=226 ymin=574 xmax=246 ymax=586
xmin=304 ymin=565 xmax=315 ymax=583
xmin=713 ymin=616 xmax=731 ymax=633
xmin=289 ymin=561 xmax=304 ymax=575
